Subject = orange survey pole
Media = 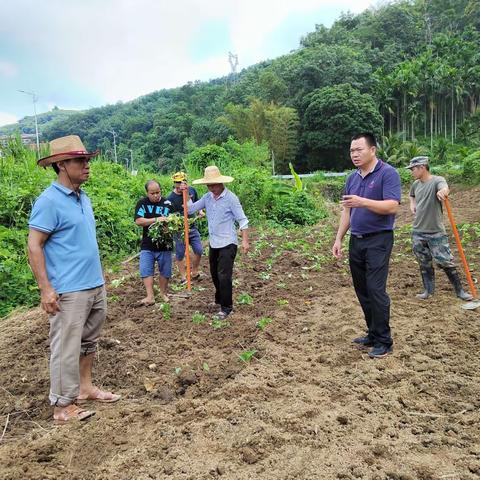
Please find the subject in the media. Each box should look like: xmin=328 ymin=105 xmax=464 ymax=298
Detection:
xmin=444 ymin=197 xmax=477 ymax=299
xmin=182 ymin=186 xmax=192 ymax=291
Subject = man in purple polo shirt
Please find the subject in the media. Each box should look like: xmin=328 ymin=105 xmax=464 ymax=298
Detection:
xmin=332 ymin=133 xmax=401 ymax=359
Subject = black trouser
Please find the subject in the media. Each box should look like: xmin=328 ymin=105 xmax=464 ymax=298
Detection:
xmin=349 ymin=231 xmax=394 ymax=348
xmin=209 ymin=243 xmax=237 ymax=313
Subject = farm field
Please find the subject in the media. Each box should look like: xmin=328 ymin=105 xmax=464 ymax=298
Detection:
xmin=0 ymin=189 xmax=479 ymax=480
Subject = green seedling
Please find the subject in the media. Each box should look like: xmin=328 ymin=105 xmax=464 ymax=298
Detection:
xmin=192 ymin=311 xmax=206 ymax=324
xmin=107 ymin=294 xmax=120 ymax=303
xmin=111 ymin=276 xmax=126 ymax=288
xmin=259 ymin=272 xmax=271 ymax=281
xmin=239 ymin=349 xmax=257 ymax=363
xmin=265 ymin=258 xmax=274 ymax=268
xmin=192 ymin=285 xmax=206 ymax=292
xmin=202 ymin=362 xmax=210 ymax=372
xmin=170 ymin=282 xmax=185 ymax=292
xmin=277 ymin=299 xmax=289 ymax=306
xmin=174 ymin=367 xmax=182 ymax=375
xmin=211 ymin=318 xmax=230 ymax=329
xmin=276 ymin=282 xmax=286 ymax=289
xmin=237 ymin=293 xmax=253 ymax=305
xmin=160 ymin=302 xmax=171 ymax=320
xmin=256 ymin=317 xmax=272 ymax=330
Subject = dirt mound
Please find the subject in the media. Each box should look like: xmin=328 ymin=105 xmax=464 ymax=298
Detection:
xmin=1 ymin=188 xmax=479 ymax=480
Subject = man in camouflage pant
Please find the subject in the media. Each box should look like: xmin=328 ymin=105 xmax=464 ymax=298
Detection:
xmin=408 ymin=156 xmax=472 ymax=301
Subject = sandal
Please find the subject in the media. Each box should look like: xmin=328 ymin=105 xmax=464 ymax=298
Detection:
xmin=77 ymin=388 xmax=121 ymax=404
xmin=54 ymin=404 xmax=95 ymax=424
xmin=214 ymin=311 xmax=230 ymax=320
xmin=136 ymin=299 xmax=155 ymax=307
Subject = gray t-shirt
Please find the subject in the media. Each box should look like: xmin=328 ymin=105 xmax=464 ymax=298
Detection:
xmin=410 ymin=175 xmax=448 ymax=233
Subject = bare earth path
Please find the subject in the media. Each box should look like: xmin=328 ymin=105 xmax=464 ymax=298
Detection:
xmin=1 ymin=187 xmax=479 ymax=480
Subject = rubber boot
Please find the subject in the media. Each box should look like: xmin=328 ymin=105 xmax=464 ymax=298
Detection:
xmin=443 ymin=267 xmax=473 ymax=301
xmin=416 ymin=267 xmax=435 ymax=299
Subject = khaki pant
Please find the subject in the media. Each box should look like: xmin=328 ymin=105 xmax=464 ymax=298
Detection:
xmin=48 ymin=286 xmax=106 ymax=406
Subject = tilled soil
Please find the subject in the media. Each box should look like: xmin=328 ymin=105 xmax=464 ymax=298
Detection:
xmin=0 ymin=187 xmax=479 ymax=480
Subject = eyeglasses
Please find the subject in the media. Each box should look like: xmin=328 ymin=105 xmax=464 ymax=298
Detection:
xmin=70 ymin=157 xmax=91 ymax=165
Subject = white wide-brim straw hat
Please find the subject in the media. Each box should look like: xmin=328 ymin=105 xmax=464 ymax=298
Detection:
xmin=37 ymin=135 xmax=99 ymax=167
xmin=192 ymin=165 xmax=234 ymax=185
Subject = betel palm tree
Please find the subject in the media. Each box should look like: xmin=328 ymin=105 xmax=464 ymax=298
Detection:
xmin=372 ymin=69 xmax=395 ymax=136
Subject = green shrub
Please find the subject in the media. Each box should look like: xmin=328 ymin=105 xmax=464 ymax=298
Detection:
xmin=398 ymin=167 xmax=413 ymax=186
xmin=462 ymin=151 xmax=480 ymax=184
xmin=269 ymin=191 xmax=327 ymax=227
xmin=0 ymin=226 xmax=38 ymax=316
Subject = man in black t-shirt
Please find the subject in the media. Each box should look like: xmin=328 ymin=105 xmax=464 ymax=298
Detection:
xmin=134 ymin=180 xmax=173 ymax=305
xmin=167 ymin=171 xmax=204 ymax=283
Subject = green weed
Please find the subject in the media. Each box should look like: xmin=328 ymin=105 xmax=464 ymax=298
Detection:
xmin=160 ymin=302 xmax=171 ymax=320
xmin=237 ymin=293 xmax=253 ymax=305
xmin=238 ymin=349 xmax=257 ymax=363
xmin=192 ymin=311 xmax=206 ymax=324
xmin=256 ymin=317 xmax=273 ymax=330
xmin=211 ymin=318 xmax=231 ymax=329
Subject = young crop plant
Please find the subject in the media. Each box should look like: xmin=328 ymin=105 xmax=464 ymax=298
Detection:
xmin=160 ymin=302 xmax=171 ymax=320
xmin=256 ymin=317 xmax=273 ymax=330
xmin=211 ymin=318 xmax=231 ymax=329
xmin=259 ymin=271 xmax=271 ymax=281
xmin=148 ymin=213 xmax=195 ymax=244
xmin=237 ymin=292 xmax=253 ymax=305
xmin=277 ymin=299 xmax=289 ymax=306
xmin=111 ymin=276 xmax=127 ymax=288
xmin=170 ymin=282 xmax=186 ymax=292
xmin=192 ymin=311 xmax=206 ymax=324
xmin=238 ymin=349 xmax=257 ymax=363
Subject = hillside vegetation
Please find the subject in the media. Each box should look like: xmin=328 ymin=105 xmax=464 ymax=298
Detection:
xmin=1 ymin=0 xmax=479 ymax=173
xmin=0 ymin=137 xmax=328 ymax=317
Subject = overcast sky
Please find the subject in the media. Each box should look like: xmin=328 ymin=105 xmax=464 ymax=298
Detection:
xmin=0 ymin=0 xmax=371 ymax=126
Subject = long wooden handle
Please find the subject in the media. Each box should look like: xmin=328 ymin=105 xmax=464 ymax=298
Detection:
xmin=182 ymin=188 xmax=191 ymax=291
xmin=444 ymin=197 xmax=477 ymax=298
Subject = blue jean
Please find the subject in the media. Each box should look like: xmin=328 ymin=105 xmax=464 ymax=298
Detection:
xmin=349 ymin=231 xmax=394 ymax=348
xmin=139 ymin=250 xmax=172 ymax=278
xmin=174 ymin=228 xmax=203 ymax=261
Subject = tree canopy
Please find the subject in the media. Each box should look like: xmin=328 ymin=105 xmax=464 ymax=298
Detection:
xmin=2 ymin=0 xmax=479 ymax=172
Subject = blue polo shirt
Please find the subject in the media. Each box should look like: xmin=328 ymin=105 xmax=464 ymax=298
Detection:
xmin=29 ymin=182 xmax=104 ymax=294
xmin=344 ymin=160 xmax=401 ymax=235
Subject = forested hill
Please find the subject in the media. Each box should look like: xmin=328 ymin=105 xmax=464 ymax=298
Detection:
xmin=3 ymin=0 xmax=479 ymax=173
xmin=0 ymin=107 xmax=79 ymax=136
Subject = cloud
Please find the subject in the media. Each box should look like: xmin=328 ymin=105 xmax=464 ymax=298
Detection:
xmin=0 ymin=111 xmax=19 ymax=127
xmin=0 ymin=0 xmax=372 ymax=110
xmin=0 ymin=61 xmax=18 ymax=78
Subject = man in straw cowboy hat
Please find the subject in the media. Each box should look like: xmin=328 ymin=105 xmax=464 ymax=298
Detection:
xmin=407 ymin=156 xmax=472 ymax=301
xmin=167 ymin=171 xmax=204 ymax=283
xmin=28 ymin=135 xmax=120 ymax=424
xmin=181 ymin=165 xmax=249 ymax=319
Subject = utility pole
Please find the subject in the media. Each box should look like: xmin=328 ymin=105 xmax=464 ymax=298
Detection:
xmin=228 ymin=52 xmax=239 ymax=84
xmin=18 ymin=89 xmax=40 ymax=158
xmin=129 ymin=149 xmax=134 ymax=172
xmin=107 ymin=129 xmax=118 ymax=163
